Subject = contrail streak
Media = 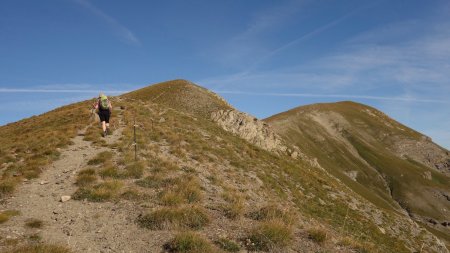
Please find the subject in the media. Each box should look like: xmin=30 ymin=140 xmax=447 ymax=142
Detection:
xmin=73 ymin=0 xmax=140 ymax=45
xmin=247 ymin=1 xmax=382 ymax=72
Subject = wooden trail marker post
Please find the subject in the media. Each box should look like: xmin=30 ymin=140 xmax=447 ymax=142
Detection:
xmin=133 ymin=117 xmax=137 ymax=162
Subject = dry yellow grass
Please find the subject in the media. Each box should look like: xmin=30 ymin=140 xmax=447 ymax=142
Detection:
xmin=4 ymin=244 xmax=71 ymax=253
xmin=0 ymin=100 xmax=90 ymax=197
xmin=137 ymin=206 xmax=210 ymax=230
xmin=164 ymin=232 xmax=215 ymax=253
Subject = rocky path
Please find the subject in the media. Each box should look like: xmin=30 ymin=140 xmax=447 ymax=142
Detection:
xmin=0 ymin=117 xmax=166 ymax=252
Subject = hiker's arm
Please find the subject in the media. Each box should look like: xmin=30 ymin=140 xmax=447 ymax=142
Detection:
xmin=92 ymin=99 xmax=99 ymax=109
xmin=109 ymin=101 xmax=112 ymax=110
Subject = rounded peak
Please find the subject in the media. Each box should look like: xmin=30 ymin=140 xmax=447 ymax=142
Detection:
xmin=122 ymin=79 xmax=232 ymax=117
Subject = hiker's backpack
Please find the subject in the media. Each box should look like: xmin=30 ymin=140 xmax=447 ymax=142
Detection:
xmin=100 ymin=95 xmax=109 ymax=110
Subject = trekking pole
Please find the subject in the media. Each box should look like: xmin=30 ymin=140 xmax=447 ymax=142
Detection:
xmin=133 ymin=116 xmax=137 ymax=162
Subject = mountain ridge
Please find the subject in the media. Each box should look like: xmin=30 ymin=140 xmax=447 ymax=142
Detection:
xmin=0 ymin=80 xmax=448 ymax=252
xmin=266 ymin=100 xmax=450 ymax=248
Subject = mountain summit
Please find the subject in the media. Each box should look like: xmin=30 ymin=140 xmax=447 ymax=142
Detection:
xmin=123 ymin=79 xmax=232 ymax=116
xmin=0 ymin=81 xmax=448 ymax=252
xmin=266 ymin=101 xmax=450 ymax=245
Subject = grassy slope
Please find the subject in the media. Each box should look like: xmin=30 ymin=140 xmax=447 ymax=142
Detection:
xmin=108 ymin=94 xmax=413 ymax=252
xmin=266 ymin=101 xmax=450 ymax=245
xmin=0 ymin=101 xmax=91 ymax=197
xmin=0 ymin=82 xmax=442 ymax=252
xmin=122 ymin=79 xmax=232 ymax=117
xmin=118 ymin=82 xmax=440 ymax=251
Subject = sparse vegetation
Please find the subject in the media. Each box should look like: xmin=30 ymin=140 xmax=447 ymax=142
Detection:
xmin=75 ymin=168 xmax=97 ymax=186
xmin=73 ymin=180 xmax=123 ymax=202
xmin=164 ymin=232 xmax=215 ymax=253
xmin=4 ymin=244 xmax=71 ymax=253
xmin=87 ymin=151 xmax=113 ymax=165
xmin=157 ymin=176 xmax=202 ymax=206
xmin=0 ymin=81 xmax=438 ymax=252
xmin=25 ymin=218 xmax=44 ymax=228
xmin=215 ymin=237 xmax=240 ymax=252
xmin=221 ymin=191 xmax=245 ymax=220
xmin=307 ymin=228 xmax=328 ymax=244
xmin=247 ymin=204 xmax=295 ymax=225
xmin=246 ymin=220 xmax=293 ymax=251
xmin=338 ymin=236 xmax=374 ymax=253
xmin=137 ymin=206 xmax=209 ymax=230
xmin=0 ymin=210 xmax=20 ymax=223
xmin=0 ymin=178 xmax=19 ymax=197
xmin=136 ymin=175 xmax=180 ymax=188
xmin=0 ymin=101 xmax=88 ymax=197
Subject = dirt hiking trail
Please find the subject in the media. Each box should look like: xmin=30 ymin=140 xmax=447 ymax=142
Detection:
xmin=0 ymin=116 xmax=168 ymax=253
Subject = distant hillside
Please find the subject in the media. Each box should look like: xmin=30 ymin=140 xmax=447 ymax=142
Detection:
xmin=0 ymin=82 xmax=448 ymax=252
xmin=266 ymin=101 xmax=450 ymax=247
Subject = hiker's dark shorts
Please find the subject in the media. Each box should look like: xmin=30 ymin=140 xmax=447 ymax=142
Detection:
xmin=98 ymin=110 xmax=110 ymax=123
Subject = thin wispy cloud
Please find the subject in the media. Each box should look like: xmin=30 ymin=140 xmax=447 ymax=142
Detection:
xmin=73 ymin=0 xmax=140 ymax=45
xmin=214 ymin=91 xmax=450 ymax=104
xmin=210 ymin=0 xmax=305 ymax=68
xmin=0 ymin=88 xmax=128 ymax=94
xmin=247 ymin=1 xmax=383 ymax=72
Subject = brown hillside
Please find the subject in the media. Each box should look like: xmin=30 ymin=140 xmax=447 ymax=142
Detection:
xmin=0 ymin=83 xmax=447 ymax=252
xmin=123 ymin=79 xmax=232 ymax=117
xmin=266 ymin=101 xmax=450 ymax=247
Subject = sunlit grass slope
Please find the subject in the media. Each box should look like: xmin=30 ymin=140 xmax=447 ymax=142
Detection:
xmin=266 ymin=101 xmax=450 ymax=246
xmin=0 ymin=81 xmax=445 ymax=252
xmin=0 ymin=101 xmax=91 ymax=197
xmin=123 ymin=79 xmax=232 ymax=117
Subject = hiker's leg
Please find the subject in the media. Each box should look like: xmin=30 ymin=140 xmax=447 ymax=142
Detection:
xmin=102 ymin=121 xmax=107 ymax=132
xmin=105 ymin=112 xmax=111 ymax=132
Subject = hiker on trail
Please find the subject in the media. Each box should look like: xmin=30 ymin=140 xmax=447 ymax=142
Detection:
xmin=93 ymin=93 xmax=112 ymax=137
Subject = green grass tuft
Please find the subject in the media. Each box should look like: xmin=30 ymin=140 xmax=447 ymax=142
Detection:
xmin=307 ymin=228 xmax=328 ymax=244
xmin=164 ymin=232 xmax=215 ymax=253
xmin=246 ymin=220 xmax=293 ymax=251
xmin=73 ymin=180 xmax=123 ymax=202
xmin=215 ymin=237 xmax=240 ymax=252
xmin=247 ymin=204 xmax=295 ymax=225
xmin=137 ymin=206 xmax=209 ymax=230
xmin=87 ymin=151 xmax=113 ymax=165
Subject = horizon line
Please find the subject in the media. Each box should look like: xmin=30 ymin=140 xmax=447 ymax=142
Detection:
xmin=214 ymin=90 xmax=450 ymax=104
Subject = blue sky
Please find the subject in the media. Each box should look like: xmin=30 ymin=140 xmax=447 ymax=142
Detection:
xmin=1 ymin=0 xmax=449 ymax=149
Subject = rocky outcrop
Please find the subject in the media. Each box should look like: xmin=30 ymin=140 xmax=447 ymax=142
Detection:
xmin=211 ymin=109 xmax=298 ymax=157
xmin=391 ymin=136 xmax=450 ymax=175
